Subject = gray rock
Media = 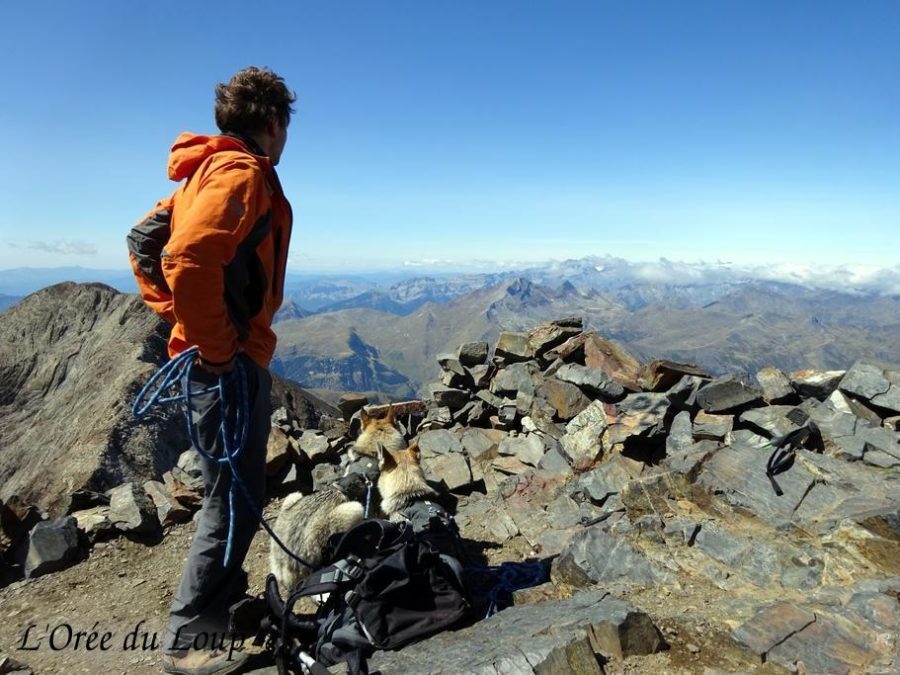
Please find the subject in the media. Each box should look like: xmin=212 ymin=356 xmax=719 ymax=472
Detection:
xmin=491 ymin=362 xmax=543 ymax=398
xmin=493 ymin=331 xmax=533 ymax=365
xmin=143 ymin=480 xmax=191 ymax=527
xmin=422 ymin=405 xmax=453 ymax=429
xmin=337 ymin=393 xmax=368 ymax=421
xmin=871 ymin=384 xmax=900 ymax=414
xmin=298 ymin=430 xmax=330 ymax=463
xmin=555 ymin=363 xmax=625 ymax=401
xmin=809 ymin=403 xmax=900 ymax=465
xmin=177 ymin=450 xmax=204 ymax=480
xmin=574 ymin=454 xmax=644 ymax=506
xmin=738 ymin=405 xmax=800 ymax=439
xmin=538 ymin=378 xmax=591 ymax=420
xmin=527 ymin=397 xmax=566 ymax=439
xmin=428 ymin=384 xmax=470 ymax=411
xmin=475 ymin=389 xmax=506 ymax=410
xmin=71 ymin=506 xmax=115 ymax=542
xmin=311 ymin=463 xmax=340 ymax=492
xmin=755 ymin=367 xmax=795 ymax=404
xmin=422 ymin=452 xmax=473 ymax=492
xmin=621 ymin=470 xmax=695 ymax=520
xmin=460 ymin=428 xmax=506 ymax=460
xmin=667 ymin=411 xmax=693 ymax=454
xmin=665 ymin=375 xmax=706 ymax=411
xmin=265 ymin=426 xmax=293 ymax=477
xmin=692 ymin=411 xmax=733 ymax=440
xmin=369 ymin=589 xmax=663 ymax=674
xmin=25 ymin=516 xmax=80 ymax=578
xmin=766 ymin=607 xmax=886 ymax=674
xmin=527 ymin=318 xmax=584 ymax=361
xmin=696 ymin=376 xmax=763 ymax=413
xmin=437 ymin=352 xmax=467 ymax=377
xmin=727 ymin=428 xmax=771 ymax=449
xmin=839 ymin=360 xmax=891 ymax=401
xmin=108 ymin=483 xmax=159 ymax=535
xmin=458 ymin=341 xmax=489 ymax=368
xmin=731 ymin=601 xmax=817 ymax=663
xmin=697 ymin=444 xmax=818 ymax=529
xmin=58 ymin=489 xmax=109 ymax=516
xmin=454 ymin=400 xmax=488 ymax=426
xmin=605 ymin=393 xmax=670 ymax=449
xmin=441 ymin=368 xmax=469 ymax=389
xmin=0 ymin=496 xmax=42 ymax=557
xmin=538 ymin=442 xmax=572 ymax=474
xmin=466 ymin=364 xmax=493 ymax=389
xmin=417 ymin=429 xmax=463 ymax=456
xmin=498 ymin=434 xmax=546 ymax=467
xmin=791 ymin=368 xmax=845 ymax=400
xmin=553 ymin=525 xmax=674 ymax=587
xmin=499 ymin=404 xmax=518 ymax=426
xmin=515 ymin=391 xmax=535 ymax=416
xmin=560 ymin=401 xmax=608 ymax=468
xmin=640 ymin=359 xmax=708 ymax=393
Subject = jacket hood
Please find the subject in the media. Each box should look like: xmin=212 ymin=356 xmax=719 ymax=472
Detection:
xmin=167 ymin=132 xmax=268 ymax=182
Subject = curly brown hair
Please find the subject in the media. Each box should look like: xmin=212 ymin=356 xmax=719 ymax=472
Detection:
xmin=214 ymin=66 xmax=296 ymax=134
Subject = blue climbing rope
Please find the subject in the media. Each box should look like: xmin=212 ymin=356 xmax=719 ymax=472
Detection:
xmin=133 ymin=346 xmax=315 ymax=570
xmin=464 ymin=560 xmax=549 ymax=618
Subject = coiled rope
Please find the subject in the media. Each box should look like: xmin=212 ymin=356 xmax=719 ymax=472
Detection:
xmin=133 ymin=346 xmax=315 ymax=570
xmin=465 ymin=560 xmax=549 ymax=618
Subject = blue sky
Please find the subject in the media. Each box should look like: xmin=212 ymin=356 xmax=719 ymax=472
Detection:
xmin=0 ymin=1 xmax=898 ymax=272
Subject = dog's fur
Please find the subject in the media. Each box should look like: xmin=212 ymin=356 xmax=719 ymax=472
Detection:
xmin=377 ymin=443 xmax=437 ymax=518
xmin=348 ymin=405 xmax=406 ymax=461
xmin=270 ymin=437 xmax=436 ymax=593
xmin=269 ymin=474 xmax=369 ymax=593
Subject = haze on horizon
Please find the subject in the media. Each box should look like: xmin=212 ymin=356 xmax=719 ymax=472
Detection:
xmin=1 ymin=1 xmax=898 ymax=272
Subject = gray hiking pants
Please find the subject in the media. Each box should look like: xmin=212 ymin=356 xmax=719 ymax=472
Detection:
xmin=164 ymin=354 xmax=272 ymax=654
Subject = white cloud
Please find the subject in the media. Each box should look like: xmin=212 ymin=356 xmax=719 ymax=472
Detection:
xmin=10 ymin=240 xmax=97 ymax=255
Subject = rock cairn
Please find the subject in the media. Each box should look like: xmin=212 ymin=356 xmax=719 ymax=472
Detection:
xmin=3 ymin=316 xmax=898 ymax=674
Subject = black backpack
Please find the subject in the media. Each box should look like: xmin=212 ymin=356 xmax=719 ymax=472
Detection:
xmin=261 ymin=515 xmax=469 ymax=674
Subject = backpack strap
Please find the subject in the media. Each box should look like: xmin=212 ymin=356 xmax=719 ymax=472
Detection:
xmin=292 ymin=556 xmax=367 ymax=599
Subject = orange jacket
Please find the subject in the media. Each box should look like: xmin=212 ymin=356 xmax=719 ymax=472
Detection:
xmin=148 ymin=133 xmax=291 ymax=368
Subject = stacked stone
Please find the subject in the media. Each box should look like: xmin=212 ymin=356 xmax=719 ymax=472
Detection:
xmin=6 ymin=317 xmax=900 ymax=674
xmin=379 ymin=318 xmax=900 ymax=674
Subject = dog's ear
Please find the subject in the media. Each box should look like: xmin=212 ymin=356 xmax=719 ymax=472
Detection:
xmin=377 ymin=442 xmax=396 ymax=470
xmin=360 ymin=408 xmax=370 ymax=426
xmin=406 ymin=442 xmax=421 ymax=462
xmin=386 ymin=404 xmax=395 ymax=424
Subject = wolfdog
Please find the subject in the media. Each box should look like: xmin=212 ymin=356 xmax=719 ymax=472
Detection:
xmin=348 ymin=405 xmax=406 ymax=461
xmin=269 ymin=473 xmax=370 ymax=593
xmin=376 ymin=443 xmax=437 ymax=518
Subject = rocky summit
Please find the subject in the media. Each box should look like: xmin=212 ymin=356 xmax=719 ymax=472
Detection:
xmin=0 ymin=288 xmax=898 ymax=674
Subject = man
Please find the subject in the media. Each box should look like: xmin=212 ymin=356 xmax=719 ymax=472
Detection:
xmin=139 ymin=66 xmax=294 ymax=675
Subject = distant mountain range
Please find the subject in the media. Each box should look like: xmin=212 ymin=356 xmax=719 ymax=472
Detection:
xmin=4 ymin=258 xmax=899 ymax=398
xmin=271 ymin=272 xmax=900 ymax=397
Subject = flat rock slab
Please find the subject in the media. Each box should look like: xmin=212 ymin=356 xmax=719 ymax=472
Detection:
xmin=368 ymin=589 xmax=664 ymax=674
xmin=696 ymin=376 xmax=763 ymax=413
xmin=422 ymin=452 xmax=473 ymax=492
xmin=731 ymin=601 xmax=816 ymax=661
xmin=756 ymin=367 xmax=795 ymax=404
xmin=553 ymin=525 xmax=674 ymax=588
xmin=732 ymin=593 xmax=898 ymax=674
xmin=418 ymin=429 xmax=464 ymax=456
xmin=697 ymin=444 xmax=818 ymax=529
xmin=555 ymin=363 xmax=625 ymax=402
xmin=604 ymin=393 xmax=670 ymax=449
